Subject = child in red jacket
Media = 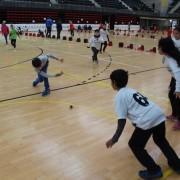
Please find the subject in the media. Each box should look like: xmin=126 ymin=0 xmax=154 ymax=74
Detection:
xmin=1 ymin=20 xmax=9 ymax=45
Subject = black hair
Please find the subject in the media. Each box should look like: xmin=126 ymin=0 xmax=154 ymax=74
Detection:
xmin=94 ymin=29 xmax=100 ymax=38
xmin=32 ymin=58 xmax=42 ymax=68
xmin=94 ymin=29 xmax=100 ymax=33
xmin=174 ymin=26 xmax=180 ymax=32
xmin=158 ymin=37 xmax=180 ymax=67
xmin=110 ymin=69 xmax=128 ymax=89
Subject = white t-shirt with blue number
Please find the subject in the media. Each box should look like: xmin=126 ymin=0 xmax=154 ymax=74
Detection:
xmin=115 ymin=87 xmax=165 ymax=130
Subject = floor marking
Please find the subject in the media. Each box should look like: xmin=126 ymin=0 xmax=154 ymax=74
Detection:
xmin=0 ymin=67 xmax=165 ymax=103
xmin=0 ymin=47 xmax=43 ymax=70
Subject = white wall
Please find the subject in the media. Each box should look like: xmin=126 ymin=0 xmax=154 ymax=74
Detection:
xmin=114 ymin=25 xmax=140 ymax=31
xmin=0 ymin=24 xmax=100 ymax=32
xmin=0 ymin=23 xmax=140 ymax=32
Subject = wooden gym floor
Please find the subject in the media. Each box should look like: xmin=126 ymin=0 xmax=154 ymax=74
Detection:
xmin=0 ymin=31 xmax=179 ymax=180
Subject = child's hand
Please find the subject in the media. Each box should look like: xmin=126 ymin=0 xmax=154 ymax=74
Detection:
xmin=55 ymin=71 xmax=63 ymax=77
xmin=58 ymin=58 xmax=64 ymax=63
xmin=106 ymin=138 xmax=114 ymax=148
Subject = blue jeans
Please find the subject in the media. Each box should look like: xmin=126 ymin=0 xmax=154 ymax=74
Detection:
xmin=34 ymin=61 xmax=49 ymax=90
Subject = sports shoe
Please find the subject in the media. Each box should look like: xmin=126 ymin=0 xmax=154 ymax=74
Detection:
xmin=173 ymin=121 xmax=180 ymax=130
xmin=95 ymin=59 xmax=99 ymax=64
xmin=42 ymin=89 xmax=50 ymax=96
xmin=169 ymin=161 xmax=180 ymax=174
xmin=32 ymin=81 xmax=38 ymax=87
xmin=170 ymin=166 xmax=180 ymax=174
xmin=139 ymin=169 xmax=163 ymax=179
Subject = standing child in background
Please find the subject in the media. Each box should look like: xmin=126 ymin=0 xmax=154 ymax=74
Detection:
xmin=88 ymin=25 xmax=92 ymax=34
xmin=158 ymin=37 xmax=180 ymax=130
xmin=45 ymin=17 xmax=53 ymax=38
xmin=83 ymin=24 xmax=88 ymax=33
xmin=100 ymin=24 xmax=110 ymax=53
xmin=171 ymin=26 xmax=180 ymax=51
xmin=9 ymin=24 xmax=19 ymax=49
xmin=88 ymin=29 xmax=104 ymax=64
xmin=56 ymin=19 xmax=62 ymax=40
xmin=106 ymin=69 xmax=180 ymax=179
xmin=77 ymin=24 xmax=82 ymax=33
xmin=32 ymin=53 xmax=64 ymax=96
xmin=1 ymin=20 xmax=9 ymax=45
xmin=69 ymin=21 xmax=75 ymax=37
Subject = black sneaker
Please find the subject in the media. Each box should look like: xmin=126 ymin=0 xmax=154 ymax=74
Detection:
xmin=169 ymin=159 xmax=180 ymax=173
xmin=32 ymin=81 xmax=38 ymax=87
xmin=169 ymin=165 xmax=180 ymax=174
xmin=139 ymin=169 xmax=163 ymax=179
xmin=42 ymin=89 xmax=50 ymax=96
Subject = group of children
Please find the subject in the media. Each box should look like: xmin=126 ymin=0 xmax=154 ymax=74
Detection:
xmin=106 ymin=27 xmax=180 ymax=179
xmin=1 ymin=19 xmax=180 ymax=179
xmin=1 ymin=21 xmax=19 ymax=48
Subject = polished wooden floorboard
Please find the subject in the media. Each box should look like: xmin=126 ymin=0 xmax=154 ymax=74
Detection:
xmin=0 ymin=31 xmax=179 ymax=180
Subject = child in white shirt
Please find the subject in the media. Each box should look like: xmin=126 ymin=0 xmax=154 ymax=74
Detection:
xmin=88 ymin=29 xmax=104 ymax=64
xmin=32 ymin=53 xmax=63 ymax=96
xmin=158 ymin=37 xmax=180 ymax=130
xmin=172 ymin=26 xmax=180 ymax=51
xmin=106 ymin=69 xmax=180 ymax=179
xmin=100 ymin=24 xmax=110 ymax=53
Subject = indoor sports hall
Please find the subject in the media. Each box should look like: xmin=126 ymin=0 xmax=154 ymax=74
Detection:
xmin=0 ymin=0 xmax=180 ymax=179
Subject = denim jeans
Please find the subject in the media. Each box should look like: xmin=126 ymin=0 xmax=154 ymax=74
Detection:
xmin=34 ymin=61 xmax=49 ymax=91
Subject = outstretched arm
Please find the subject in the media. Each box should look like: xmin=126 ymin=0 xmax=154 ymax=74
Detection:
xmin=106 ymin=119 xmax=126 ymax=148
xmin=47 ymin=54 xmax=64 ymax=62
xmin=39 ymin=71 xmax=63 ymax=78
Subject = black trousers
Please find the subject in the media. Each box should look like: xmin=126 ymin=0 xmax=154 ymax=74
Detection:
xmin=70 ymin=30 xmax=74 ymax=37
xmin=46 ymin=27 xmax=52 ymax=38
xmin=4 ymin=34 xmax=8 ymax=44
xmin=100 ymin=41 xmax=108 ymax=52
xmin=34 ymin=61 xmax=49 ymax=90
xmin=11 ymin=39 xmax=16 ymax=48
xmin=91 ymin=47 xmax=99 ymax=62
xmin=128 ymin=122 xmax=180 ymax=172
xmin=57 ymin=30 xmax=62 ymax=39
xmin=168 ymin=77 xmax=180 ymax=120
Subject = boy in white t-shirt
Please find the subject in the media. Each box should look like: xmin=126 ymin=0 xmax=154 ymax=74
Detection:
xmin=88 ymin=29 xmax=104 ymax=64
xmin=172 ymin=26 xmax=180 ymax=51
xmin=32 ymin=53 xmax=63 ymax=96
xmin=100 ymin=24 xmax=110 ymax=53
xmin=106 ymin=69 xmax=180 ymax=179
